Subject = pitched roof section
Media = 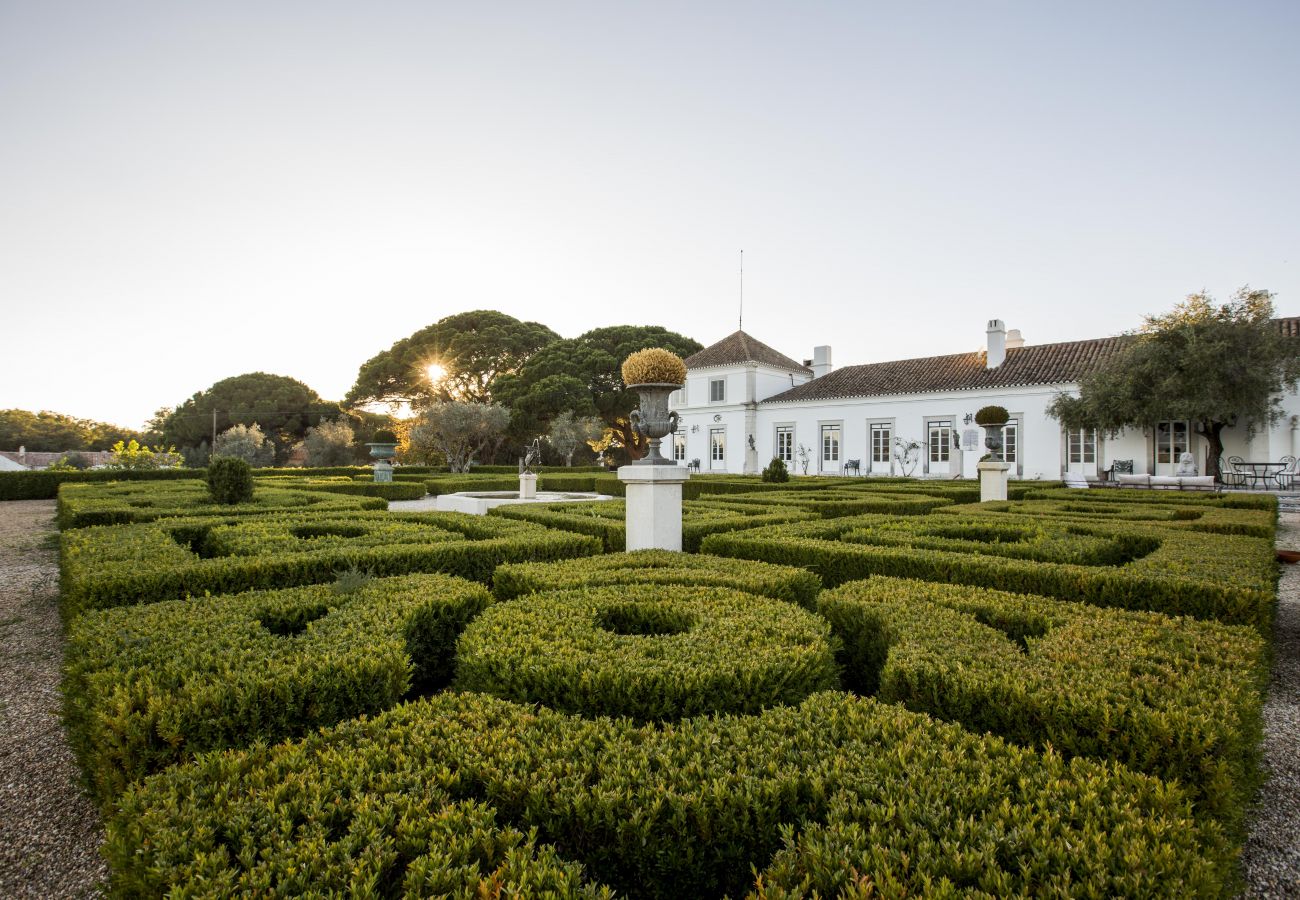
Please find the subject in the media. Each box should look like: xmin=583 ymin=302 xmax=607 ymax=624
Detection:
xmin=684 ymin=330 xmax=812 ymax=373
xmin=765 ymin=336 xmax=1133 ymax=403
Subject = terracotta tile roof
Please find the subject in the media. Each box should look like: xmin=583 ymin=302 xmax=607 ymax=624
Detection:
xmin=765 ymin=336 xmax=1134 ymax=403
xmin=684 ymin=330 xmax=812 ymax=373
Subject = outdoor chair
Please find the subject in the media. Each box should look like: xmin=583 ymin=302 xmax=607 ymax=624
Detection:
xmin=843 ymin=459 xmax=861 ymax=475
xmin=1101 ymin=459 xmax=1133 ymax=482
xmin=688 ymin=458 xmax=701 ymax=473
xmin=1278 ymin=456 xmax=1298 ymax=490
xmin=1221 ymin=456 xmax=1247 ymax=488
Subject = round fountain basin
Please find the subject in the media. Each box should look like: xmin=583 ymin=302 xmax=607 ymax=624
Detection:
xmin=417 ymin=490 xmax=613 ymax=516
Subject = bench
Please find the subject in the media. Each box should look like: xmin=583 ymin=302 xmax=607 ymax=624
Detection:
xmin=843 ymin=459 xmax=861 ymax=475
xmin=1110 ymin=473 xmax=1219 ymax=492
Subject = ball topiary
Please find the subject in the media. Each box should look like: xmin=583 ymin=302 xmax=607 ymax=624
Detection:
xmin=371 ymin=429 xmax=398 ymax=444
xmin=621 ymin=348 xmax=687 ymax=386
xmin=974 ymin=405 xmax=1010 ymax=426
xmin=207 ymin=456 xmax=254 ymax=504
xmin=762 ymin=457 xmax=790 ymax=483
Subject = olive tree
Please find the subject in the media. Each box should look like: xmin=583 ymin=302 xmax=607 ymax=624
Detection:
xmin=1049 ymin=287 xmax=1300 ymax=480
xmin=546 ymin=410 xmax=605 ymax=466
xmin=302 ymin=418 xmax=357 ymax=466
xmin=408 ymin=402 xmax=511 ymax=473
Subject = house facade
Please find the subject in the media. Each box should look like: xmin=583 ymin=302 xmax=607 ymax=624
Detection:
xmin=670 ymin=319 xmax=1300 ymax=481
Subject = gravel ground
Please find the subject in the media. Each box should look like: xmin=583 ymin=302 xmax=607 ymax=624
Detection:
xmin=0 ymin=500 xmax=105 ymax=898
xmin=1241 ymin=511 xmax=1300 ymax=898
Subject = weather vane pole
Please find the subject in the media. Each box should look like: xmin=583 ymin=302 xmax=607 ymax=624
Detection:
xmin=739 ymin=249 xmax=744 ymax=331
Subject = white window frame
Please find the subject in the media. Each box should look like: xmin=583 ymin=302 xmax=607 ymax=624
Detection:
xmin=1154 ymin=420 xmax=1189 ymax=469
xmin=774 ymin=424 xmax=795 ymax=464
xmin=709 ymin=378 xmax=726 ymax=403
xmin=868 ymin=420 xmax=893 ymax=474
xmin=819 ymin=421 xmax=842 ymax=472
xmin=709 ymin=427 xmax=726 ymax=470
xmin=1068 ymin=427 xmax=1097 ymax=464
xmin=673 ymin=434 xmax=686 ymax=461
xmin=926 ymin=417 xmax=954 ymax=474
xmin=1003 ymin=415 xmax=1022 ymax=477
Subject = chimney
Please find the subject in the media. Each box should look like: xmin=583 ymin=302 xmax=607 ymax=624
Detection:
xmin=986 ymin=320 xmax=1007 ymax=368
xmin=812 ymin=345 xmax=832 ymax=379
xmin=1005 ymin=328 xmax=1024 ymax=350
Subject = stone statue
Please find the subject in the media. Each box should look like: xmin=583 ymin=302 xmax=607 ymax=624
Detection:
xmin=1175 ymin=452 xmax=1198 ymax=476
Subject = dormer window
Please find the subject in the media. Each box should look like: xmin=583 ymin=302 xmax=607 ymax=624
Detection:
xmin=709 ymin=378 xmax=726 ymax=402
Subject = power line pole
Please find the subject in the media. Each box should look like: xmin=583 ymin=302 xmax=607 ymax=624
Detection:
xmin=212 ymin=409 xmax=217 ymax=448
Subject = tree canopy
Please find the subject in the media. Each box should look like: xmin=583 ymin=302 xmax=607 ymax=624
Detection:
xmin=159 ymin=373 xmax=341 ymax=462
xmin=0 ymin=409 xmax=141 ymax=451
xmin=345 ymin=310 xmax=560 ymax=409
xmin=407 ymin=402 xmax=511 ymax=473
xmin=494 ymin=324 xmax=702 ymax=457
xmin=1048 ymin=287 xmax=1300 ymax=478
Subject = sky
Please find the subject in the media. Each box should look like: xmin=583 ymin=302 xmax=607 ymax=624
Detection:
xmin=2 ymin=1 xmax=1298 ymax=429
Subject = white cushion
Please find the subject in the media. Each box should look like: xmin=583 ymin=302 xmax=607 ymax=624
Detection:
xmin=1179 ymin=476 xmax=1216 ymax=488
xmin=1149 ymin=475 xmax=1180 ymax=488
xmin=1116 ymin=473 xmax=1150 ymax=486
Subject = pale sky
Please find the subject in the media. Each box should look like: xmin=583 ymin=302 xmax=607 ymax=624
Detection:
xmin=2 ymin=1 xmax=1297 ymax=429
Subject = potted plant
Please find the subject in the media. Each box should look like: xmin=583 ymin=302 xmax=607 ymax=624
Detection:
xmin=974 ymin=406 xmax=1010 ymax=461
xmin=621 ymin=348 xmax=687 ymax=465
xmin=366 ymin=429 xmax=399 ymax=461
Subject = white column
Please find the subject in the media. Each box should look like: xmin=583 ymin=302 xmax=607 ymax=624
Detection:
xmin=977 ymin=460 xmax=1010 ymax=502
xmin=518 ymin=473 xmax=537 ymax=499
xmin=618 ymin=465 xmax=690 ymax=551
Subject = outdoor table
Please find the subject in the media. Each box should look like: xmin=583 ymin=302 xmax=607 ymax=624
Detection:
xmin=1237 ymin=461 xmax=1287 ymax=489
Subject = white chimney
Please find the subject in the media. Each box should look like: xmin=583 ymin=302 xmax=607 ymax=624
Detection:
xmin=1005 ymin=328 xmax=1024 ymax=350
xmin=812 ymin=345 xmax=832 ymax=379
xmin=986 ymin=319 xmax=1007 ymax=368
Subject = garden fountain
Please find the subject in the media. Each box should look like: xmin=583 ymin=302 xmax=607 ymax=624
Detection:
xmin=430 ymin=440 xmax=612 ymax=515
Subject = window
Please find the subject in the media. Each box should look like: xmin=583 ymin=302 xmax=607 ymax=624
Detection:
xmin=870 ymin=423 xmax=892 ymax=466
xmin=709 ymin=379 xmax=726 ymax=402
xmin=1155 ymin=420 xmax=1188 ymax=465
xmin=820 ymin=424 xmax=841 ymax=468
xmin=775 ymin=426 xmax=794 ymax=463
xmin=670 ymin=388 xmax=683 ymax=406
xmin=1068 ymin=428 xmax=1096 ymax=464
xmin=1003 ymin=421 xmax=1018 ymax=464
xmin=673 ymin=435 xmax=686 ymax=461
xmin=710 ymin=428 xmax=726 ymax=468
xmin=928 ymin=420 xmax=953 ymax=464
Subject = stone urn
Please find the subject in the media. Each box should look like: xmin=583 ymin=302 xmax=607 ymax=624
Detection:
xmin=365 ymin=442 xmax=398 ymax=461
xmin=983 ymin=425 xmax=1004 ymax=461
xmin=974 ymin=406 xmax=1009 ymax=463
xmin=628 ymin=383 xmax=682 ymax=465
xmin=366 ymin=441 xmax=398 ymax=484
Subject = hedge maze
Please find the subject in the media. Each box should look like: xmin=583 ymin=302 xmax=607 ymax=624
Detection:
xmin=49 ymin=473 xmax=1278 ymax=896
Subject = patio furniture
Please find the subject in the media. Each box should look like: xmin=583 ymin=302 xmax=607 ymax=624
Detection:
xmin=1112 ymin=473 xmax=1218 ymax=492
xmin=1237 ymin=460 xmax=1287 ymax=489
xmin=688 ymin=458 xmax=701 ymax=473
xmin=1101 ymin=459 xmax=1134 ymax=482
xmin=843 ymin=459 xmax=861 ymax=475
xmin=1221 ymin=456 xmax=1247 ymax=488
xmin=1278 ymin=456 xmax=1298 ymax=490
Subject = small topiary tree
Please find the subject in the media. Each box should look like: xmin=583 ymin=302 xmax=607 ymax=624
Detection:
xmin=762 ymin=457 xmax=790 ymax=483
xmin=207 ymin=456 xmax=254 ymax=504
xmin=372 ymin=429 xmax=398 ymax=444
xmin=974 ymin=405 xmax=1010 ymax=426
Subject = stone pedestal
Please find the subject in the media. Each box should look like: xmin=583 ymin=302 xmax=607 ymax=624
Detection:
xmin=374 ymin=460 xmax=393 ymax=483
xmin=977 ymin=460 xmax=1010 ymax=502
xmin=518 ymin=473 xmax=537 ymax=500
xmin=618 ymin=464 xmax=690 ymax=552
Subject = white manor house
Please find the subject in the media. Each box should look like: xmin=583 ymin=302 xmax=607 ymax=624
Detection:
xmin=668 ymin=318 xmax=1300 ymax=481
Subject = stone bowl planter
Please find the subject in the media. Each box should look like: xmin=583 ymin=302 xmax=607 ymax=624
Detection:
xmin=365 ymin=442 xmax=398 ymax=461
xmin=628 ymin=382 xmax=682 ymax=465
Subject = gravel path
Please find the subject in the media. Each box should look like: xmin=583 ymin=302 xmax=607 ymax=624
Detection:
xmin=1241 ymin=511 xmax=1300 ymax=898
xmin=0 ymin=500 xmax=105 ymax=898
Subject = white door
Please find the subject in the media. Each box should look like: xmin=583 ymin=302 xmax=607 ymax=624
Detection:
xmin=869 ymin=423 xmax=892 ymax=475
xmin=709 ymin=428 xmax=726 ymax=471
xmin=1066 ymin=428 xmax=1098 ymax=477
xmin=1154 ymin=420 xmax=1190 ymax=475
xmin=820 ymin=424 xmax=841 ymax=473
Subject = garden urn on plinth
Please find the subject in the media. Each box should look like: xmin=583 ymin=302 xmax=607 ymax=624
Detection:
xmin=973 ymin=406 xmax=1010 ymax=501
xmin=367 ymin=433 xmax=398 ymax=483
xmin=618 ymin=349 xmax=690 ymax=551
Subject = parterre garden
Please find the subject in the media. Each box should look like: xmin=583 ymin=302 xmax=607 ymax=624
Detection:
xmin=11 ymin=464 xmax=1282 ymax=897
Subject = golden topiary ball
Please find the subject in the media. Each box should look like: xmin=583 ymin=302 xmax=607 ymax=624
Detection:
xmin=621 ymin=348 xmax=688 ymax=386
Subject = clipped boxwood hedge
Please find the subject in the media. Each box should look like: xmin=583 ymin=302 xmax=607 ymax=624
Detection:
xmin=716 ymin=488 xmax=954 ymax=517
xmin=55 ymin=480 xmax=386 ymax=529
xmin=60 ymin=511 xmax=600 ymax=615
xmin=942 ymin=496 xmax=1277 ymax=539
xmin=818 ymin=576 xmax=1267 ymax=834
xmin=492 ymin=549 xmax=822 ymax=609
xmin=455 ymin=585 xmax=838 ymax=720
xmin=107 ymin=691 xmax=1231 ymax=898
xmin=289 ymin=478 xmax=427 ymax=500
xmin=0 ymin=466 xmax=202 ymax=501
xmin=65 ymin=573 xmax=491 ymax=804
xmin=488 ymin=498 xmax=816 ymax=552
xmin=701 ymin=512 xmax=1277 ymax=628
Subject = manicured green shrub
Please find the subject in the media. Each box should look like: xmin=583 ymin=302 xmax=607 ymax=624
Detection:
xmin=537 ymin=474 xmax=599 ymax=492
xmin=488 ymin=498 xmax=815 ymax=552
xmin=718 ymin=488 xmax=953 ymax=518
xmin=942 ymin=496 xmax=1277 ymax=540
xmin=65 ymin=573 xmax=491 ymax=803
xmin=56 ymin=480 xmax=385 ymax=529
xmin=456 ymin=586 xmax=838 ymax=721
xmin=424 ymin=475 xmax=521 ymax=496
xmin=818 ymin=576 xmax=1267 ymax=833
xmin=205 ymin=456 xmax=254 ymax=504
xmin=0 ymin=467 xmax=202 ymax=502
xmin=702 ymin=513 xmax=1276 ymax=628
xmin=492 ymin=550 xmax=823 ymax=609
xmin=60 ymin=512 xmax=601 ymax=615
xmin=973 ymin=404 xmax=1009 ymax=426
xmin=107 ymin=691 xmax=1231 ymax=898
xmin=292 ymin=478 xmax=427 ymax=500
xmin=761 ymin=457 xmax=789 ymax=483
